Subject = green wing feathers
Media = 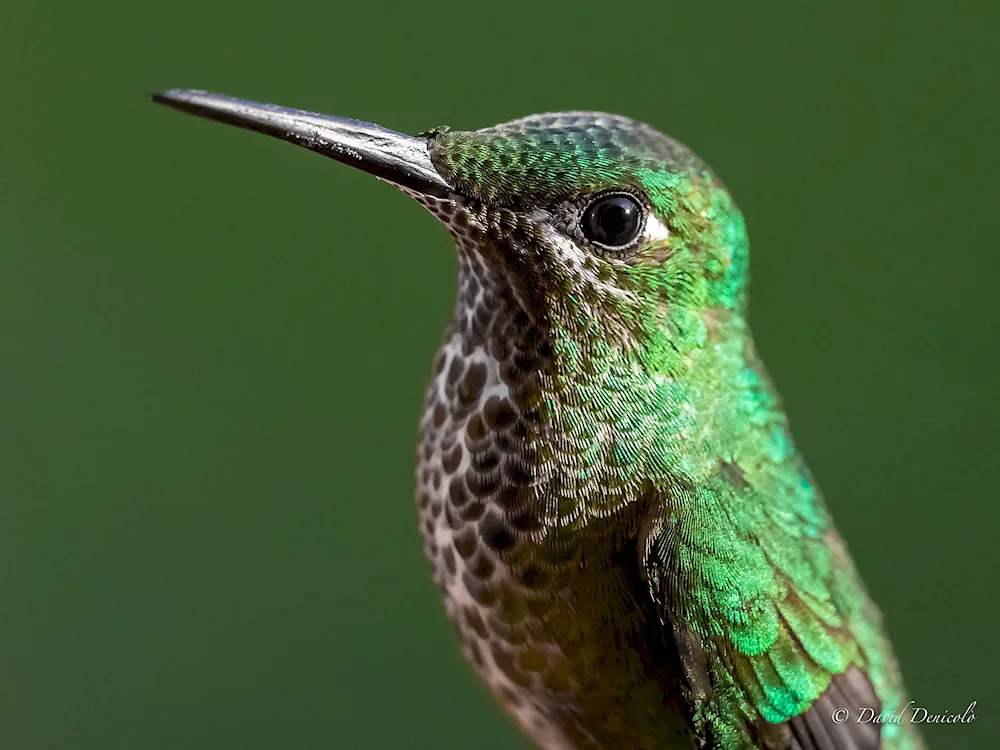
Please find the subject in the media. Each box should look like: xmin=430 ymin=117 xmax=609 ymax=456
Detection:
xmin=640 ymin=449 xmax=922 ymax=749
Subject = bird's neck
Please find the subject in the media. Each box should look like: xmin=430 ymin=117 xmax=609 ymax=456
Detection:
xmin=544 ymin=304 xmax=773 ymax=487
xmin=450 ymin=249 xmax=782 ymax=520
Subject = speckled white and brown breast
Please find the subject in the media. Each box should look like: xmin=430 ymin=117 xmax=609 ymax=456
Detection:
xmin=415 ymin=246 xmax=564 ymax=744
xmin=410 ymin=199 xmax=691 ymax=750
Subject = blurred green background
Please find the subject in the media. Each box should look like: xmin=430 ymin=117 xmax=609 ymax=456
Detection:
xmin=1 ymin=1 xmax=996 ymax=748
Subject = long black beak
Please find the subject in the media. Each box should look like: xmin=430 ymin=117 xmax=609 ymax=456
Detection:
xmin=151 ymin=89 xmax=453 ymax=199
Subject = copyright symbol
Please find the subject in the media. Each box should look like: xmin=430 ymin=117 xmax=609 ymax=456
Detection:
xmin=832 ymin=708 xmax=849 ymax=724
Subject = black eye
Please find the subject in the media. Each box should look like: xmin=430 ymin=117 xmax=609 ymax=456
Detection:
xmin=581 ymin=193 xmax=643 ymax=247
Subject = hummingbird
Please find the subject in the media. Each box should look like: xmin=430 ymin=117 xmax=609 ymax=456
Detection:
xmin=153 ymin=90 xmax=924 ymax=750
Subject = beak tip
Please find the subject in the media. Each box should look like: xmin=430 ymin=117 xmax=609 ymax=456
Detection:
xmin=151 ymin=89 xmax=201 ymax=107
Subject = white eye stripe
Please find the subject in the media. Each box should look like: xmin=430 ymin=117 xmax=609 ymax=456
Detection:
xmin=644 ymin=212 xmax=670 ymax=243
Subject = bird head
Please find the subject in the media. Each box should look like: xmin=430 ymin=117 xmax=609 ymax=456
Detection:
xmin=154 ymin=91 xmax=749 ymax=373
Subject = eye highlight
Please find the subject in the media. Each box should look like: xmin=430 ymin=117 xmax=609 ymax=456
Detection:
xmin=581 ymin=193 xmax=643 ymax=248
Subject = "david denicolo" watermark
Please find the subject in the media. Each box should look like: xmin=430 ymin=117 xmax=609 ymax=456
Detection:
xmin=831 ymin=701 xmax=977 ymax=726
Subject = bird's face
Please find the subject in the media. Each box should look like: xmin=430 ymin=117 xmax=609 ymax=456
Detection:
xmin=422 ymin=113 xmax=749 ymax=367
xmin=153 ymin=92 xmax=749 ymax=369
